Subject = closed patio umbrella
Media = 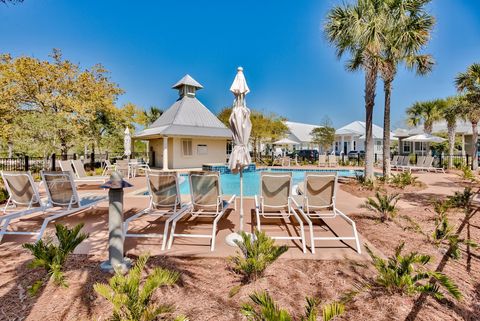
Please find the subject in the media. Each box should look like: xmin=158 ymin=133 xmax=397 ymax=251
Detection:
xmin=124 ymin=127 xmax=132 ymax=160
xmin=226 ymin=67 xmax=252 ymax=246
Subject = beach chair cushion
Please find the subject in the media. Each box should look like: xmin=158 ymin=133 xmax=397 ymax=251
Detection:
xmin=260 ymin=172 xmax=291 ymax=211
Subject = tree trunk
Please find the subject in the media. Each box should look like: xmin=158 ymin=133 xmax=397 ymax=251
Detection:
xmin=364 ymin=60 xmax=378 ymax=179
xmin=382 ymin=77 xmax=392 ymax=178
xmin=447 ymin=122 xmax=456 ymax=169
xmin=471 ymin=121 xmax=478 ymax=170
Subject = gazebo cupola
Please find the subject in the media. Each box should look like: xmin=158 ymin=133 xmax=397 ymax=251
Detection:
xmin=172 ymin=74 xmax=204 ymax=98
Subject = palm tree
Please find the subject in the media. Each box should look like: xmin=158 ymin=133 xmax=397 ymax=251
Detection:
xmin=406 ymin=99 xmax=443 ymax=134
xmin=325 ymin=0 xmax=389 ymax=179
xmin=142 ymin=106 xmax=163 ymax=126
xmin=379 ymin=0 xmax=435 ymax=178
xmin=441 ymin=96 xmax=463 ymax=169
xmin=455 ymin=63 xmax=480 ymax=170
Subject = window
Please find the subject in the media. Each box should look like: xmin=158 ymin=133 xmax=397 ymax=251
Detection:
xmin=376 ymin=140 xmax=381 ymax=146
xmin=403 ymin=142 xmax=411 ymax=153
xmin=182 ymin=139 xmax=193 ymax=156
xmin=197 ymin=144 xmax=208 ymax=155
xmin=226 ymin=140 xmax=233 ymax=155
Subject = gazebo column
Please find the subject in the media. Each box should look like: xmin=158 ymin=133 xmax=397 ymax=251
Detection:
xmin=341 ymin=136 xmax=345 ymax=154
xmin=350 ymin=136 xmax=355 ymax=152
xmin=163 ymin=136 xmax=169 ymax=170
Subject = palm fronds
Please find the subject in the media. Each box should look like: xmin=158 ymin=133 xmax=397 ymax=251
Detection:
xmin=363 ymin=192 xmax=399 ymax=222
xmin=94 ymin=254 xmax=183 ymax=321
xmin=229 ymin=230 xmax=288 ymax=282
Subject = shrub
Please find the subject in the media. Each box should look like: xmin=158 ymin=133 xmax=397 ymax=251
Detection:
xmin=459 ymin=165 xmax=476 ymax=181
xmin=366 ymin=243 xmax=462 ymax=300
xmin=229 ymin=230 xmax=288 ymax=282
xmin=453 ymin=158 xmax=464 ymax=169
xmin=447 ymin=187 xmax=474 ymax=211
xmin=94 ymin=254 xmax=187 ymax=321
xmin=389 ymin=172 xmax=418 ymax=189
xmin=0 ymin=186 xmax=8 ymax=204
xmin=23 ymin=223 xmax=89 ymax=292
xmin=241 ymin=291 xmax=344 ymax=321
xmin=363 ymin=192 xmax=399 ymax=222
xmin=355 ymin=173 xmax=375 ymax=190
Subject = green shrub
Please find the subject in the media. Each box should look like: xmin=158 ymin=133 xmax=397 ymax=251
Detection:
xmin=229 ymin=230 xmax=288 ymax=282
xmin=94 ymin=254 xmax=187 ymax=321
xmin=23 ymin=223 xmax=89 ymax=292
xmin=389 ymin=172 xmax=418 ymax=189
xmin=366 ymin=243 xmax=462 ymax=300
xmin=355 ymin=173 xmax=375 ymax=190
xmin=0 ymin=186 xmax=8 ymax=204
xmin=241 ymin=291 xmax=344 ymax=321
xmin=363 ymin=192 xmax=399 ymax=222
xmin=453 ymin=158 xmax=464 ymax=169
xmin=459 ymin=165 xmax=476 ymax=181
xmin=447 ymin=187 xmax=474 ymax=211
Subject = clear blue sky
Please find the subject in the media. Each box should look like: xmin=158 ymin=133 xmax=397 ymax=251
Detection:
xmin=1 ymin=0 xmax=479 ymax=128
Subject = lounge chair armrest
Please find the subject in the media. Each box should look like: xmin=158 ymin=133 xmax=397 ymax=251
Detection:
xmin=254 ymin=195 xmax=260 ymax=208
xmin=226 ymin=194 xmax=236 ymax=206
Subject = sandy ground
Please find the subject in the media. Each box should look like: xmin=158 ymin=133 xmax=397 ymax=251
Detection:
xmin=0 ymin=171 xmax=479 ymax=320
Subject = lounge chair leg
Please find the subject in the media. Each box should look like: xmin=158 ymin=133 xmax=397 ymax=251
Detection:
xmin=308 ymin=220 xmax=315 ymax=254
xmin=352 ymin=222 xmax=361 ymax=254
xmin=161 ymin=216 xmax=172 ymax=251
xmin=0 ymin=217 xmax=12 ymax=243
xmin=255 ymin=210 xmax=261 ymax=231
xmin=290 ymin=209 xmax=306 ymax=254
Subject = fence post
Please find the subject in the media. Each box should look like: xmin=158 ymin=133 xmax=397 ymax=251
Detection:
xmin=357 ymin=153 xmax=360 ymax=166
xmin=73 ymin=153 xmax=77 ymax=160
xmin=151 ymin=151 xmax=155 ymax=167
xmin=439 ymin=154 xmax=443 ymax=169
xmin=466 ymin=154 xmax=470 ymax=169
xmin=51 ymin=153 xmax=56 ymax=171
xmin=24 ymin=155 xmax=29 ymax=172
xmin=414 ymin=153 xmax=417 ymax=165
xmin=374 ymin=153 xmax=377 ymax=163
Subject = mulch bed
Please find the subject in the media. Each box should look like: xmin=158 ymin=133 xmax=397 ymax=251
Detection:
xmin=0 ymin=184 xmax=479 ymax=320
xmin=340 ymin=179 xmax=427 ymax=198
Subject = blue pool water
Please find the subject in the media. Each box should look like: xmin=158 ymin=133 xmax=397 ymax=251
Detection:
xmin=170 ymin=169 xmax=363 ymax=196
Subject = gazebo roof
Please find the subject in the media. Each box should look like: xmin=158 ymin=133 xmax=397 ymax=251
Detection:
xmin=172 ymin=74 xmax=203 ymax=90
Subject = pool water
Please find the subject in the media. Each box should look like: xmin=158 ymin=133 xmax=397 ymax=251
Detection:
xmin=173 ymin=169 xmax=362 ymax=196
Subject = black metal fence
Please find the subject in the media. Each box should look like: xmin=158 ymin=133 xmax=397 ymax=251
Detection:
xmin=0 ymin=152 xmax=149 ymax=173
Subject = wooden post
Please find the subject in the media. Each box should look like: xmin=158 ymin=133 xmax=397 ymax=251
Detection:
xmin=51 ymin=153 xmax=56 ymax=171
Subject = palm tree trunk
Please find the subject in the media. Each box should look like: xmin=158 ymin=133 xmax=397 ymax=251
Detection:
xmin=382 ymin=77 xmax=392 ymax=178
xmin=364 ymin=60 xmax=378 ymax=179
xmin=471 ymin=121 xmax=478 ymax=170
xmin=447 ymin=122 xmax=456 ymax=169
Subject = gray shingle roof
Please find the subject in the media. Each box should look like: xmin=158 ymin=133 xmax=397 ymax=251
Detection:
xmin=134 ymin=85 xmax=231 ymax=139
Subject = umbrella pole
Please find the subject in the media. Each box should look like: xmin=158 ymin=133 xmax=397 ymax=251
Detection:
xmin=239 ymin=168 xmax=244 ymax=231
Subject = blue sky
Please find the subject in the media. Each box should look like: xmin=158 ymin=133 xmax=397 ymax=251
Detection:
xmin=1 ymin=0 xmax=479 ymax=128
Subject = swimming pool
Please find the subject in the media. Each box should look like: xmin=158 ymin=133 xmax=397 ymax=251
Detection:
xmin=170 ymin=169 xmax=363 ymax=197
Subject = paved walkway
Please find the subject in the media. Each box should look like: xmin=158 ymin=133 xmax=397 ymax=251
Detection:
xmin=0 ymin=170 xmax=466 ymax=262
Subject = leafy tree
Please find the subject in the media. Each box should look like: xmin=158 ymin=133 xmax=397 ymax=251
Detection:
xmin=406 ymin=99 xmax=444 ymax=134
xmin=218 ymin=107 xmax=288 ymax=160
xmin=94 ymin=254 xmax=187 ymax=321
xmin=310 ymin=117 xmax=335 ymax=155
xmin=241 ymin=291 xmax=344 ymax=321
xmin=325 ymin=0 xmax=390 ymax=179
xmin=139 ymin=106 xmax=163 ymax=127
xmin=0 ymin=49 xmax=138 ymax=157
xmin=379 ymin=0 xmax=435 ymax=178
xmin=366 ymin=243 xmax=462 ymax=300
xmin=229 ymin=230 xmax=288 ymax=282
xmin=455 ymin=63 xmax=480 ymax=170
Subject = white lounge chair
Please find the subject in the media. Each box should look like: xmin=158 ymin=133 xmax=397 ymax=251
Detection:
xmin=124 ymin=171 xmax=189 ymax=250
xmin=58 ymin=160 xmax=106 ymax=184
xmin=293 ymin=173 xmax=361 ymax=254
xmin=129 ymin=159 xmax=150 ymax=177
xmin=327 ymin=155 xmax=338 ymax=167
xmin=255 ymin=172 xmax=307 ymax=253
xmin=318 ymin=155 xmax=327 ymax=167
xmin=1 ymin=171 xmax=104 ymax=243
xmin=71 ymin=159 xmax=109 ymax=183
xmin=168 ymin=171 xmax=236 ymax=251
xmin=102 ymin=159 xmax=116 ymax=176
xmin=402 ymin=156 xmax=426 ymax=172
xmin=115 ymin=159 xmax=131 ymax=178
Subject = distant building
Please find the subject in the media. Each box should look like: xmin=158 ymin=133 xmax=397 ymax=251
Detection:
xmin=284 ymin=121 xmax=321 ymax=150
xmin=134 ymin=75 xmax=232 ymax=169
xmin=334 ymin=121 xmax=395 ymax=155
xmin=395 ymin=120 xmax=478 ymax=155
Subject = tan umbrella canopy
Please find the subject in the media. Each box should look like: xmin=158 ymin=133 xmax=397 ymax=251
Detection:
xmin=226 ymin=67 xmax=252 ymax=245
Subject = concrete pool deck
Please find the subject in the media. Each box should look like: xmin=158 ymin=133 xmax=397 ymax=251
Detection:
xmin=0 ymin=168 xmax=464 ymax=262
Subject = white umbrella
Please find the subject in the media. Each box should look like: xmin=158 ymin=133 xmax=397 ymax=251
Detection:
xmin=225 ymin=67 xmax=252 ymax=246
xmin=403 ymin=133 xmax=446 ymax=143
xmin=403 ymin=134 xmax=445 ymax=156
xmin=273 ymin=137 xmax=299 ymax=145
xmin=124 ymin=127 xmax=132 ymax=159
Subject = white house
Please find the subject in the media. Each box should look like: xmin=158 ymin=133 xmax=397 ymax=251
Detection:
xmin=134 ymin=75 xmax=232 ymax=169
xmin=284 ymin=121 xmax=321 ymax=150
xmin=334 ymin=121 xmax=395 ymax=155
xmin=395 ymin=120 xmax=479 ymax=155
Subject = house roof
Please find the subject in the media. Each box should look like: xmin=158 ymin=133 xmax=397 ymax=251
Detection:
xmin=336 ymin=120 xmax=395 ymax=140
xmin=285 ymin=121 xmax=321 ymax=143
xmin=134 ymin=76 xmax=231 ymax=139
xmin=395 ymin=120 xmax=479 ymax=137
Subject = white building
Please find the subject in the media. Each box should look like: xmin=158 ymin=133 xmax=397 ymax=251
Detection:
xmin=334 ymin=121 xmax=395 ymax=155
xmin=134 ymin=75 xmax=232 ymax=169
xmin=284 ymin=121 xmax=322 ymax=150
